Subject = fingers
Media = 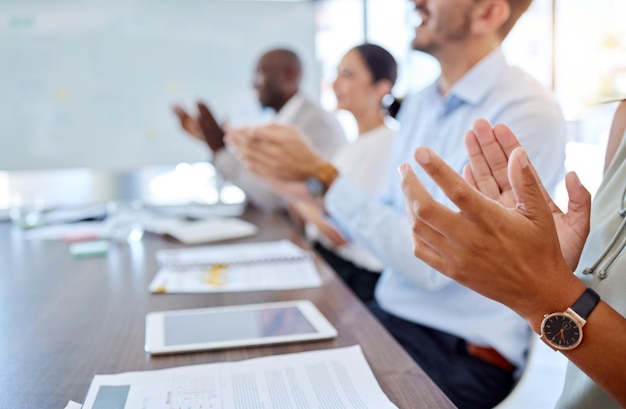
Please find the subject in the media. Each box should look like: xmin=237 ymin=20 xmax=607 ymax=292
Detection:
xmin=251 ymin=124 xmax=306 ymax=146
xmin=193 ymin=103 xmax=224 ymax=151
xmin=492 ymin=123 xmax=523 ymax=157
xmin=243 ymin=126 xmax=288 ymax=157
xmin=172 ymin=105 xmax=189 ymax=121
xmin=412 ymin=147 xmax=488 ymax=219
xmin=172 ymin=104 xmax=205 ymax=141
xmin=196 ymin=103 xmax=222 ymax=130
xmin=196 ymin=102 xmax=219 ymax=127
xmin=398 ymin=163 xmax=447 ymax=268
xmin=564 ymin=171 xmax=592 ymax=232
xmin=464 ymin=120 xmax=512 ymax=199
xmin=399 ymin=158 xmax=469 ymax=251
xmin=507 ymin=148 xmax=552 ymax=220
xmin=462 ymin=164 xmax=478 ymax=189
xmin=228 ymin=123 xmax=322 ymax=180
xmin=224 ymin=127 xmax=248 ymax=150
xmin=226 ymin=127 xmax=287 ymax=178
xmin=399 ymin=160 xmax=450 ymax=224
xmin=558 ymin=172 xmax=592 ymax=270
xmin=464 ymin=129 xmax=502 ymax=198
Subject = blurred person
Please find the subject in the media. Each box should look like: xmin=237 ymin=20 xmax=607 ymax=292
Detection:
xmin=291 ymin=43 xmax=399 ymax=303
xmin=173 ymin=48 xmax=346 ymax=211
xmin=226 ymin=0 xmax=567 ymax=407
xmin=398 ymin=105 xmax=626 ymax=408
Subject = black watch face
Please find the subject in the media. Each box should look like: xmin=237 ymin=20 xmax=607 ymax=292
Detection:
xmin=541 ymin=313 xmax=583 ymax=350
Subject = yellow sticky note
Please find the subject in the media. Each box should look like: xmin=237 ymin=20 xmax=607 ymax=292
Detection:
xmin=202 ymin=264 xmax=227 ymax=287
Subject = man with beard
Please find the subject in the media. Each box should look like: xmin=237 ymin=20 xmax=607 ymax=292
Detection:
xmin=226 ymin=1 xmax=566 ymax=408
xmin=173 ymin=48 xmax=345 ymax=211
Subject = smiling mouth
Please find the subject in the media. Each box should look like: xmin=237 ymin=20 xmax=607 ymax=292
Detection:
xmin=417 ymin=9 xmax=428 ymax=26
xmin=408 ymin=6 xmax=426 ymax=29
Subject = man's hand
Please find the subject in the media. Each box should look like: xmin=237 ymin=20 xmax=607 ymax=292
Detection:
xmin=463 ymin=119 xmax=592 ymax=271
xmin=172 ymin=104 xmax=204 ymax=142
xmin=399 ymin=146 xmax=586 ymax=331
xmin=172 ymin=102 xmax=225 ymax=153
xmin=196 ymin=102 xmax=225 ymax=153
xmin=225 ymin=124 xmax=327 ymax=181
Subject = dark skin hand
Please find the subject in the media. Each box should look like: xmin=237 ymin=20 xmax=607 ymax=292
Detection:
xmin=172 ymin=101 xmax=225 ymax=153
xmin=196 ymin=101 xmax=225 ymax=153
xmin=172 ymin=104 xmax=203 ymax=141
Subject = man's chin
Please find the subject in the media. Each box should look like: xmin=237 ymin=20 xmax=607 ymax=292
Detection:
xmin=410 ymin=33 xmax=424 ymax=51
xmin=410 ymin=38 xmax=434 ymax=54
xmin=410 ymin=41 xmax=426 ymax=52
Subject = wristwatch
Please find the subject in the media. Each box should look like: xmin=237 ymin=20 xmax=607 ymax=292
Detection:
xmin=540 ymin=288 xmax=600 ymax=351
xmin=306 ymin=162 xmax=339 ymax=198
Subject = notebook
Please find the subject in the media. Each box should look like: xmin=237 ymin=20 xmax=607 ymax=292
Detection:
xmin=143 ymin=217 xmax=258 ymax=245
xmin=149 ymin=240 xmax=322 ymax=293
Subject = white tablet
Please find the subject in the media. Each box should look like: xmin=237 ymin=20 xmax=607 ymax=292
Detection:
xmin=145 ymin=300 xmax=337 ymax=355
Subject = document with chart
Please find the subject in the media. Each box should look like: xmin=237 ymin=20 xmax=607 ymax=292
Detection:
xmin=149 ymin=240 xmax=322 ymax=293
xmin=80 ymin=346 xmax=399 ymax=409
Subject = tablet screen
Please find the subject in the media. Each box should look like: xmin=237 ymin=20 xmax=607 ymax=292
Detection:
xmin=163 ymin=306 xmax=317 ymax=346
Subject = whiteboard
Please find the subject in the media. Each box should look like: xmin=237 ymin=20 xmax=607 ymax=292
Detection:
xmin=0 ymin=0 xmax=318 ymax=171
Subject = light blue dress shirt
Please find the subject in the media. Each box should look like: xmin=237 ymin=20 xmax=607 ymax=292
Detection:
xmin=325 ymin=47 xmax=566 ymax=369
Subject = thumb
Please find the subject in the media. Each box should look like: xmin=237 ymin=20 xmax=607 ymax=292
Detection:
xmin=564 ymin=171 xmax=592 ymax=235
xmin=508 ymin=147 xmax=550 ymax=220
xmin=564 ymin=172 xmax=591 ymax=217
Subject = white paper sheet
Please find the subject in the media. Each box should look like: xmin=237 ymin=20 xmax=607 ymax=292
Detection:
xmin=142 ymin=217 xmax=257 ymax=244
xmin=81 ymin=346 xmax=398 ymax=409
xmin=63 ymin=401 xmax=82 ymax=409
xmin=21 ymin=216 xmax=256 ymax=245
xmin=149 ymin=240 xmax=322 ymax=293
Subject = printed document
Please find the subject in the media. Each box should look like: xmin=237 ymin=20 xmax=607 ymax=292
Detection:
xmin=149 ymin=240 xmax=322 ymax=293
xmin=81 ymin=345 xmax=398 ymax=409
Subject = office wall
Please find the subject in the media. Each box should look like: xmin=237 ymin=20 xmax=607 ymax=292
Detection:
xmin=0 ymin=0 xmax=317 ymax=171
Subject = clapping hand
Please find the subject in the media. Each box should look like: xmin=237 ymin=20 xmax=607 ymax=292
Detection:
xmin=172 ymin=104 xmax=204 ymax=142
xmin=462 ymin=119 xmax=591 ymax=271
xmin=172 ymin=101 xmax=225 ymax=153
xmin=225 ymin=124 xmax=326 ymax=181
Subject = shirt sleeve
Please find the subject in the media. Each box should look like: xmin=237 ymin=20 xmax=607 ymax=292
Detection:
xmin=324 ymin=95 xmax=566 ymax=293
xmin=325 ymin=176 xmax=454 ymax=291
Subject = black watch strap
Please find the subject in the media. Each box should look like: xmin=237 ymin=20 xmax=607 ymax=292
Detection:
xmin=571 ymin=288 xmax=601 ymax=320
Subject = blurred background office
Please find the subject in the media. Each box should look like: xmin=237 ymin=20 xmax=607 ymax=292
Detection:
xmin=1 ymin=0 xmax=625 ymax=211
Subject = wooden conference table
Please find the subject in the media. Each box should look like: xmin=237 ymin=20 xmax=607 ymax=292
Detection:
xmin=0 ymin=206 xmax=455 ymax=408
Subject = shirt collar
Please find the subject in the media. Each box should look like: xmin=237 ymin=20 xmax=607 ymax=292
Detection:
xmin=439 ymin=47 xmax=508 ymax=113
xmin=275 ymin=92 xmax=306 ymax=124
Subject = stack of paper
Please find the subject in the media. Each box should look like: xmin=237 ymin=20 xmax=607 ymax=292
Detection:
xmin=80 ymin=346 xmax=398 ymax=409
xmin=149 ymin=240 xmax=322 ymax=293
